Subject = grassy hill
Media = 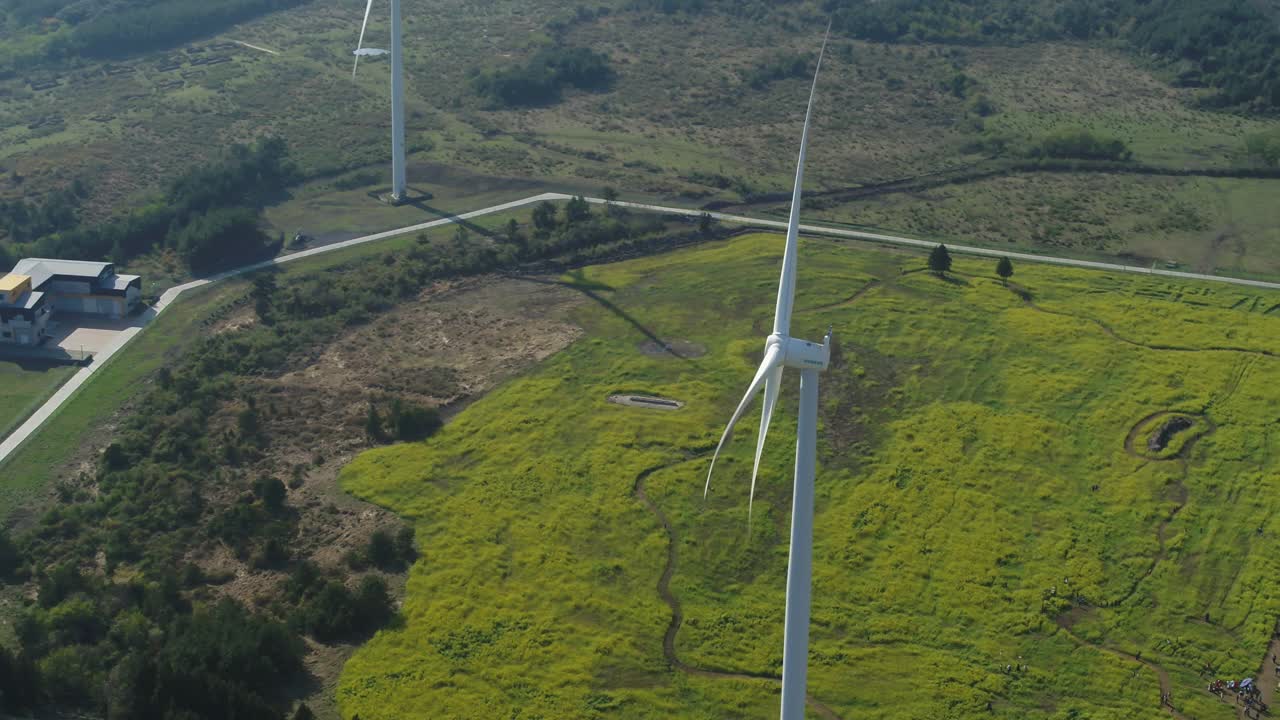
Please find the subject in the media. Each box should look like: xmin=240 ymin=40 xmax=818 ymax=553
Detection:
xmin=338 ymin=233 xmax=1280 ymax=719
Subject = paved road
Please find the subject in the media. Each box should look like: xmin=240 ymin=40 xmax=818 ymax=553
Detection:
xmin=4 ymin=191 xmax=1280 ymax=466
xmin=595 ymin=197 xmax=1280 ymax=291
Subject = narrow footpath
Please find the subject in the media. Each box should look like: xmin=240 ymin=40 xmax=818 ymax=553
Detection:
xmin=633 ymin=460 xmax=844 ymax=720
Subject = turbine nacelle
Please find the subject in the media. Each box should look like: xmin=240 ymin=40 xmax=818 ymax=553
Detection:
xmin=768 ymin=332 xmax=831 ymax=372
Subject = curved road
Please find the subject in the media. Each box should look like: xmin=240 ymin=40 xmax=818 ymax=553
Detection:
xmin=3 ymin=192 xmax=1280 ymax=466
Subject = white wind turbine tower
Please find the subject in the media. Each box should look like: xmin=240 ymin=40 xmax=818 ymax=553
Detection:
xmin=703 ymin=27 xmax=832 ymax=720
xmin=354 ymin=0 xmax=407 ymax=202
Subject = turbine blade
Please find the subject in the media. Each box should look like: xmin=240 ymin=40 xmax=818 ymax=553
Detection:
xmin=772 ymin=22 xmax=831 ymax=337
xmin=705 ymin=345 xmax=783 ymax=500
xmin=354 ymin=0 xmax=375 ymax=79
xmin=748 ymin=364 xmax=784 ymax=523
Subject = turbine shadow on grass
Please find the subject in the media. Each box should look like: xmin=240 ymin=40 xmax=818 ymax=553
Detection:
xmin=360 ymin=186 xmax=498 ymax=239
xmin=507 ymin=274 xmax=693 ymax=361
xmin=404 ymin=193 xmax=498 ymax=239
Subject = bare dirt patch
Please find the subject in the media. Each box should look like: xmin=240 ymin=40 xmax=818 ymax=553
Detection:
xmin=189 ymin=274 xmax=585 ymax=714
xmin=608 ymin=394 xmax=685 ymax=410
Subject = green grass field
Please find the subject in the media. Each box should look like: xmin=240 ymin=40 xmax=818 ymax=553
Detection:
xmin=337 ymin=233 xmax=1280 ymax=719
xmin=0 ymin=360 xmax=75 ymax=442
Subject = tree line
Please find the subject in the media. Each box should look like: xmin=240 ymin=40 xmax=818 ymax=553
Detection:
xmin=6 ymin=137 xmax=298 ymax=274
xmin=473 ymin=45 xmax=615 ymax=107
xmin=0 ymin=0 xmax=308 ymax=72
xmin=822 ymin=0 xmax=1280 ymax=112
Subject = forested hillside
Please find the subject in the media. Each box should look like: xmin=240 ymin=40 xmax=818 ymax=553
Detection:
xmin=0 ymin=0 xmax=307 ymax=71
xmin=823 ymin=0 xmax=1280 ymax=111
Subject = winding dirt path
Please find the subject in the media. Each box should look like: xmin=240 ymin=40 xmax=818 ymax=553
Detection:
xmin=1055 ymin=616 xmax=1192 ymax=720
xmin=1002 ymin=280 xmax=1276 ymax=359
xmin=633 ymin=462 xmax=845 ymax=720
xmin=807 ymin=279 xmax=882 ymax=312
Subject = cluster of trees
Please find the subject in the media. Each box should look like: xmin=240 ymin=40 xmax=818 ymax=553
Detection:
xmin=284 ymin=563 xmax=393 ymax=642
xmin=473 ymin=45 xmax=615 ymax=107
xmin=0 ymin=0 xmax=307 ymax=70
xmin=366 ymin=399 xmax=443 ymax=444
xmin=822 ymin=0 xmax=1280 ymax=111
xmin=744 ymin=52 xmax=814 ymax=89
xmin=928 ymin=243 xmax=1015 ymax=285
xmin=1245 ymin=130 xmax=1280 ymax=168
xmin=63 ymin=0 xmax=308 ymax=59
xmin=0 ymin=195 xmax=699 ymax=718
xmin=1033 ymin=127 xmax=1132 ymax=162
xmin=345 ymin=527 xmax=417 ymax=572
xmin=0 ymin=179 xmax=87 ymax=244
xmin=1123 ymin=0 xmax=1279 ymax=110
xmin=14 ymin=138 xmax=297 ymax=273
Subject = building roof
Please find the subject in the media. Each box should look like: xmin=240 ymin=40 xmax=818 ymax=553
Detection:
xmin=104 ymin=274 xmax=141 ymax=292
xmin=0 ymin=290 xmax=44 ymax=310
xmin=11 ymin=258 xmax=113 ymax=282
xmin=0 ymin=273 xmax=30 ymax=293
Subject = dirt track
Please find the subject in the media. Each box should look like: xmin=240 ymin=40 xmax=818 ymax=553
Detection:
xmin=633 ymin=459 xmax=845 ymax=720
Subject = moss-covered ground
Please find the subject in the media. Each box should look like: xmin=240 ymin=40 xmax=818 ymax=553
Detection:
xmin=336 ymin=232 xmax=1280 ymax=719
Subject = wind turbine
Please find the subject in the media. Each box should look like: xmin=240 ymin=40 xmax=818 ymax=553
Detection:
xmin=354 ymin=0 xmax=407 ymax=202
xmin=703 ymin=27 xmax=832 ymax=720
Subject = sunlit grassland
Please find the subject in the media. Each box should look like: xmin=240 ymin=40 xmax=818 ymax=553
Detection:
xmin=337 ymin=233 xmax=1280 ymax=719
xmin=0 ymin=361 xmax=76 ymax=443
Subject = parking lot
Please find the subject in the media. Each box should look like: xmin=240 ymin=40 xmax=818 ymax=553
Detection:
xmin=47 ymin=314 xmax=147 ymax=359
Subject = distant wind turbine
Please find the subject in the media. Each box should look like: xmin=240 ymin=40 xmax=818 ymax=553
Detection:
xmin=353 ymin=0 xmax=407 ymax=202
xmin=703 ymin=26 xmax=832 ymax=720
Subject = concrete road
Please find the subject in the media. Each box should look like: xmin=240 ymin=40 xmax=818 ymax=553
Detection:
xmin=4 ymin=191 xmax=1280 ymax=466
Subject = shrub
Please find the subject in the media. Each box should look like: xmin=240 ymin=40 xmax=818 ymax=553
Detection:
xmin=1034 ymin=128 xmax=1132 ymax=162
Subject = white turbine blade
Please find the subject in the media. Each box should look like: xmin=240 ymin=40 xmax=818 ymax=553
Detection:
xmin=773 ymin=22 xmax=831 ymax=337
xmin=705 ymin=345 xmax=783 ymax=500
xmin=354 ymin=0 xmax=375 ymax=79
xmin=748 ymin=364 xmax=783 ymax=523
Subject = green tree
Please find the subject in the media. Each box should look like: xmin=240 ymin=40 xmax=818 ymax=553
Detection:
xmin=699 ymin=212 xmax=715 ymax=236
xmin=1245 ymin=130 xmax=1280 ymax=167
xmin=929 ymin=244 xmax=952 ymax=276
xmin=251 ymin=271 xmax=278 ymax=323
xmin=367 ymin=530 xmax=397 ymax=569
xmin=503 ymin=218 xmax=525 ymax=250
xmin=395 ymin=525 xmax=417 ymax=563
xmin=293 ymin=704 xmax=316 ymax=720
xmin=0 ymin=527 xmax=18 ymax=577
xmin=996 ymin=256 xmax=1014 ymax=284
xmin=237 ymin=402 xmax=260 ymax=442
xmin=365 ymin=404 xmax=385 ymax=444
xmin=354 ymin=575 xmax=393 ymax=626
xmin=253 ymin=477 xmax=287 ymax=514
xmin=565 ymin=195 xmax=591 ymax=224
xmin=532 ymin=201 xmax=558 ymax=236
xmin=389 ymin=399 xmax=441 ymax=442
xmin=602 ymin=186 xmax=619 ymax=203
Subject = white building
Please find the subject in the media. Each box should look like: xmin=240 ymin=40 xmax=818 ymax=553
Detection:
xmin=0 ymin=273 xmax=52 ymax=346
xmin=8 ymin=259 xmax=141 ymax=318
xmin=0 ymin=259 xmax=141 ymax=346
